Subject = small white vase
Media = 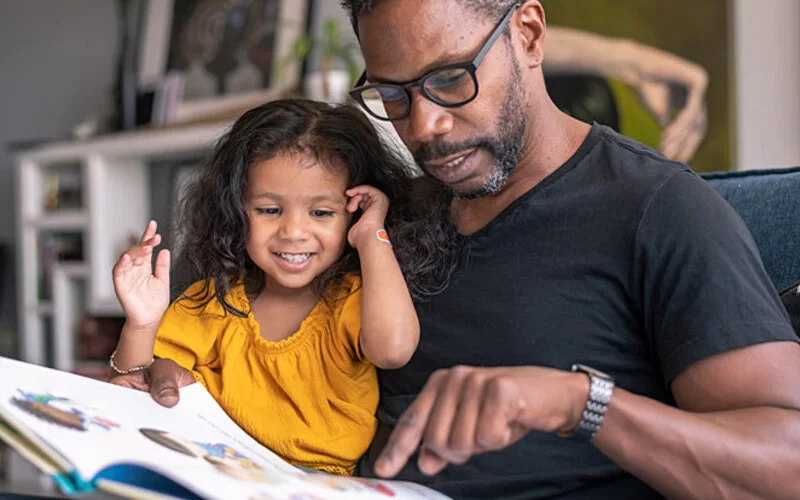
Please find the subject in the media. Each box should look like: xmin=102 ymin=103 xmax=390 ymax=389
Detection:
xmin=303 ymin=70 xmax=351 ymax=103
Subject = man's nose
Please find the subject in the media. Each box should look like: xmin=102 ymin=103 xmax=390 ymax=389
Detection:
xmin=405 ymin=90 xmax=454 ymax=145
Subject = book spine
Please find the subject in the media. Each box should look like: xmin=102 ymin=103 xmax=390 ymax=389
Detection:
xmin=50 ymin=469 xmax=97 ymax=495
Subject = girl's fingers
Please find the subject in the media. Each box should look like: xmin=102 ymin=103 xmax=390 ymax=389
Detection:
xmin=348 ymin=194 xmax=363 ymax=213
xmin=139 ymin=220 xmax=157 ymax=245
xmin=113 ymin=254 xmax=131 ymax=277
xmin=346 ymin=185 xmax=381 ymax=199
xmin=142 ymin=233 xmax=161 ymax=248
xmin=121 ymin=232 xmax=163 ymax=267
xmin=359 ymin=196 xmax=373 ymax=212
xmin=125 ymin=245 xmax=154 ymax=267
xmin=154 ymin=249 xmax=171 ymax=282
xmin=345 ymin=185 xmax=371 ymax=196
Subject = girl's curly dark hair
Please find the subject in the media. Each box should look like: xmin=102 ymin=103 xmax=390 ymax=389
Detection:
xmin=176 ymin=98 xmax=461 ymax=316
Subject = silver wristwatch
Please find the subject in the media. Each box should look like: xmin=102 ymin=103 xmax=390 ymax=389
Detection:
xmin=559 ymin=364 xmax=614 ymax=440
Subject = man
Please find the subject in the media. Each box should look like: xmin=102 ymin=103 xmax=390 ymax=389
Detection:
xmin=341 ymin=0 xmax=800 ymax=498
xmin=117 ymin=1 xmax=800 ymax=498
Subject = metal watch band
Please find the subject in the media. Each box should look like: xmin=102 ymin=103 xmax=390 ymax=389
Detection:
xmin=567 ymin=364 xmax=614 ymax=440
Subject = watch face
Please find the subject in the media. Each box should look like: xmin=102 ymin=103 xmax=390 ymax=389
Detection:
xmin=572 ymin=363 xmax=612 ymax=380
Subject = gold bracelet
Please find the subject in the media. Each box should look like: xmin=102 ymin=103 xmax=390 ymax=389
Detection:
xmin=109 ymin=350 xmax=154 ymax=376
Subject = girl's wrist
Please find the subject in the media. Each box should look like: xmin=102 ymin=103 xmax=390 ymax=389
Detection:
xmin=121 ymin=321 xmax=160 ymax=339
xmin=109 ymin=349 xmax=154 ymax=376
xmin=353 ymin=226 xmax=391 ymax=251
xmin=114 ymin=327 xmax=158 ymax=373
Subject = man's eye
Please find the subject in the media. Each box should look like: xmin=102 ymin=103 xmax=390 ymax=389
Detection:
xmin=311 ymin=210 xmax=335 ymax=218
xmin=427 ymin=69 xmax=468 ymax=89
xmin=256 ymin=207 xmax=280 ymax=215
xmin=375 ymin=85 xmax=406 ymax=103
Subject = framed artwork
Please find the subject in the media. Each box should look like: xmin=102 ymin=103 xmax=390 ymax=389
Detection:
xmin=541 ymin=0 xmax=733 ymax=172
xmin=137 ymin=0 xmax=311 ymax=123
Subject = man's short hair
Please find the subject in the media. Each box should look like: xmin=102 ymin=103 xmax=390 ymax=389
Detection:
xmin=340 ymin=0 xmax=517 ymax=35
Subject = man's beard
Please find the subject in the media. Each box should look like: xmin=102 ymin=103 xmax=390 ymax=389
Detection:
xmin=413 ymin=77 xmax=527 ymax=199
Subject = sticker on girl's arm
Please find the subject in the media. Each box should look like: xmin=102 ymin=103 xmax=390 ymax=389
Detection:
xmin=376 ymin=229 xmax=391 ymax=245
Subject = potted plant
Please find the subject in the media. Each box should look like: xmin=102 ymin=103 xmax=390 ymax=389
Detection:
xmin=284 ymin=18 xmax=362 ymax=103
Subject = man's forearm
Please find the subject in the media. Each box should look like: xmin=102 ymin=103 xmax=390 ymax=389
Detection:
xmin=594 ymin=389 xmax=800 ymax=499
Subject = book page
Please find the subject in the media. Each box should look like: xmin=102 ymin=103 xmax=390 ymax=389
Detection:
xmin=0 ymin=357 xmax=449 ymax=499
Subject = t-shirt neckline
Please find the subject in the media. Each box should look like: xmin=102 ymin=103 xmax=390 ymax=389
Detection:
xmin=460 ymin=122 xmax=605 ymax=240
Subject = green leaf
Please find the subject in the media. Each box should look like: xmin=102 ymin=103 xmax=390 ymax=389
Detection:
xmin=292 ymin=37 xmax=313 ymax=59
xmin=323 ymin=18 xmax=340 ymax=46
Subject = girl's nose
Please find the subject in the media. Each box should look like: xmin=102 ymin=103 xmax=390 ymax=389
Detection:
xmin=279 ymin=214 xmax=309 ymax=240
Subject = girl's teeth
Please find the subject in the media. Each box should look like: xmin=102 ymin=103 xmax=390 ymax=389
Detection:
xmin=278 ymin=253 xmax=311 ymax=263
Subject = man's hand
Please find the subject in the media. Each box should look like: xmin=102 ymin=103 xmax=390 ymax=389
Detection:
xmin=109 ymin=358 xmax=196 ymax=407
xmin=374 ymin=365 xmax=591 ymax=478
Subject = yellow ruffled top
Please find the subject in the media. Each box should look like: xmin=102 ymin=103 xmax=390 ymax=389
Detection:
xmin=153 ymin=275 xmax=377 ymax=475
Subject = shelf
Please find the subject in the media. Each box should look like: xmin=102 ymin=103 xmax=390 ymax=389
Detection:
xmin=14 ymin=120 xmax=233 ymax=163
xmin=27 ymin=210 xmax=89 ymax=230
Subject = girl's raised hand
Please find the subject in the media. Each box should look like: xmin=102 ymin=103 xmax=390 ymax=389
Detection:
xmin=113 ymin=220 xmax=171 ymax=330
xmin=346 ymin=185 xmax=390 ymax=249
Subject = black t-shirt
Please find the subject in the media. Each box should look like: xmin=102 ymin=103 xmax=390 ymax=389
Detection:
xmin=359 ymin=124 xmax=798 ymax=499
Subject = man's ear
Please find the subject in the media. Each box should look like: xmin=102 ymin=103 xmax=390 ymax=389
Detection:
xmin=515 ymin=1 xmax=546 ymax=69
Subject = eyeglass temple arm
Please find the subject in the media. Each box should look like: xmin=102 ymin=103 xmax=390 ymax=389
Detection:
xmin=353 ymin=70 xmax=367 ymax=88
xmin=473 ymin=1 xmax=522 ymax=67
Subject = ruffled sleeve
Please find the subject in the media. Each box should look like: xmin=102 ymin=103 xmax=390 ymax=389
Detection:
xmin=154 ymin=280 xmax=223 ymax=379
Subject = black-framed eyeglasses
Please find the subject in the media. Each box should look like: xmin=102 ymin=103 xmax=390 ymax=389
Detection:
xmin=349 ymin=1 xmax=522 ymax=121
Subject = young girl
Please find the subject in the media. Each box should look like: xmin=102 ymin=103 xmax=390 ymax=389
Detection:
xmin=108 ymin=99 xmax=458 ymax=476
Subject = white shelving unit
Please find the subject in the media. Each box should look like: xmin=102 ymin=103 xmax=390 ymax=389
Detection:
xmin=14 ymin=121 xmax=233 ymax=372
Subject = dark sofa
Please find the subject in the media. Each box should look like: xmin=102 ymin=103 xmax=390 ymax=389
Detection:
xmin=702 ymin=166 xmax=800 ymax=333
xmin=702 ymin=166 xmax=800 ymax=294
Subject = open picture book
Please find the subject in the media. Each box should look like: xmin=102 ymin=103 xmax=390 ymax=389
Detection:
xmin=0 ymin=356 xmax=450 ymax=499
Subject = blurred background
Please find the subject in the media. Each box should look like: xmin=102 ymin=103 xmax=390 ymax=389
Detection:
xmin=0 ymin=0 xmax=798 ymax=495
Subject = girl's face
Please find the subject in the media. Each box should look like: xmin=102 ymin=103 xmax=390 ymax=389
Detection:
xmin=243 ymin=152 xmax=352 ymax=293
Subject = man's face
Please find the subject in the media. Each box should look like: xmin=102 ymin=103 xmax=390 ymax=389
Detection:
xmin=357 ymin=0 xmax=528 ymax=199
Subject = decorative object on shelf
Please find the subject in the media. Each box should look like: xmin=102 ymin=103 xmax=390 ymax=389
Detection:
xmin=42 ymin=168 xmax=83 ymax=212
xmin=282 ymin=17 xmax=361 ymax=103
xmin=137 ymin=0 xmax=311 ymax=125
xmin=71 ymin=116 xmax=102 ymax=141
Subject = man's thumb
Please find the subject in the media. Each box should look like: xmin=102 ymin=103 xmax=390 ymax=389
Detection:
xmin=148 ymin=359 xmax=181 ymax=408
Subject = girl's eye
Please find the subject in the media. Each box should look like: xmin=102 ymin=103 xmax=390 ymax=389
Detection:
xmin=311 ymin=209 xmax=335 ymax=218
xmin=256 ymin=207 xmax=280 ymax=215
